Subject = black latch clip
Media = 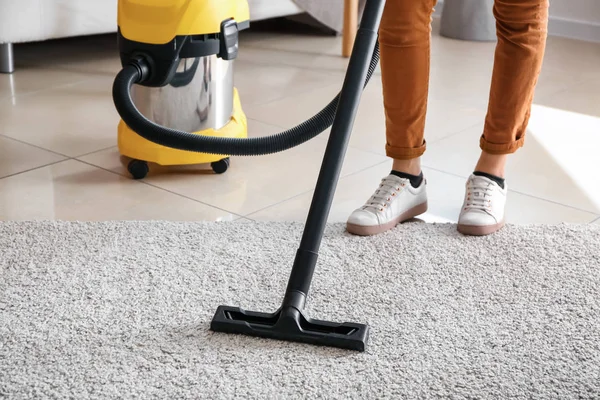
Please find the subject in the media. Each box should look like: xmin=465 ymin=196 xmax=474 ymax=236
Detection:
xmin=219 ymin=19 xmax=239 ymax=60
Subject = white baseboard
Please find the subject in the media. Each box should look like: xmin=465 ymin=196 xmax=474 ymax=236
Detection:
xmin=548 ymin=16 xmax=600 ymax=43
xmin=433 ymin=0 xmax=600 ymax=43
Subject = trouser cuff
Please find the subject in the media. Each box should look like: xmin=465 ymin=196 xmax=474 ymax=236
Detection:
xmin=480 ymin=134 xmax=525 ymax=155
xmin=385 ymin=140 xmax=426 ymax=160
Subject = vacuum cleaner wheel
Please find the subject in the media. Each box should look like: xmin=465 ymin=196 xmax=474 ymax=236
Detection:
xmin=211 ymin=157 xmax=230 ymax=174
xmin=127 ymin=159 xmax=150 ymax=180
xmin=126 ymin=157 xmax=230 ymax=179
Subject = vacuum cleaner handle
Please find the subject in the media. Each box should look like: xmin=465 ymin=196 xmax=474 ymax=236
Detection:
xmin=286 ymin=0 xmax=386 ymax=304
xmin=211 ymin=0 xmax=387 ymax=352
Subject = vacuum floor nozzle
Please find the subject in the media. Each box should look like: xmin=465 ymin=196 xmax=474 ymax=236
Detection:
xmin=211 ymin=305 xmax=369 ymax=351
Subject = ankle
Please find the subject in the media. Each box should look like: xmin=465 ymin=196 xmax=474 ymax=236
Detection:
xmin=473 ymin=171 xmax=505 ymax=189
xmin=392 ymin=158 xmax=421 ymax=176
xmin=390 ymin=170 xmax=424 ymax=188
xmin=475 ymin=152 xmax=507 ymax=178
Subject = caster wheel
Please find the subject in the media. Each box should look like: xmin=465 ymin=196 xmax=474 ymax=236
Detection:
xmin=127 ymin=159 xmax=149 ymax=180
xmin=211 ymin=158 xmax=230 ymax=174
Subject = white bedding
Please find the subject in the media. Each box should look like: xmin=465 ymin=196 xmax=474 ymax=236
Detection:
xmin=0 ymin=0 xmax=304 ymax=44
xmin=0 ymin=0 xmax=118 ymax=43
xmin=250 ymin=0 xmax=303 ymax=21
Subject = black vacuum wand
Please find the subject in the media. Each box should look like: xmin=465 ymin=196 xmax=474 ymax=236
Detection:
xmin=210 ymin=0 xmax=386 ymax=352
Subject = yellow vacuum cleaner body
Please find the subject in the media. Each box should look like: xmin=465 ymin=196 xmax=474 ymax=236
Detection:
xmin=116 ymin=0 xmax=251 ymax=177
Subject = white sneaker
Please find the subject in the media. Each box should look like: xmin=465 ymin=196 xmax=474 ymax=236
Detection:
xmin=346 ymin=174 xmax=428 ymax=236
xmin=457 ymin=174 xmax=507 ymax=236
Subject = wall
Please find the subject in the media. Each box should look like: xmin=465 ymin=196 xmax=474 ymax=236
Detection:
xmin=547 ymin=0 xmax=600 ymax=42
xmin=434 ymin=0 xmax=600 ymax=43
xmin=550 ymin=0 xmax=600 ymax=23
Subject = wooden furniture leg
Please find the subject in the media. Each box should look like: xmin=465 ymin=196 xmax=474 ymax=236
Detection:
xmin=343 ymin=0 xmax=359 ymax=57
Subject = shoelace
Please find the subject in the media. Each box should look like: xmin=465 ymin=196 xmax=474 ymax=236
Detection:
xmin=464 ymin=179 xmax=494 ymax=211
xmin=363 ymin=177 xmax=407 ymax=212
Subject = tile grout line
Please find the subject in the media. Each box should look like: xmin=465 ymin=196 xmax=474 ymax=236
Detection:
xmin=314 ymin=118 xmax=485 ymax=161
xmin=243 ymin=60 xmax=350 ymax=78
xmin=74 ymin=145 xmax=119 ymax=159
xmin=74 ymin=159 xmax=245 ymax=219
xmin=242 ymin=42 xmax=341 ymax=57
xmin=534 ymin=72 xmax=600 ymax=103
xmin=591 ymin=215 xmax=600 ymax=224
xmin=419 ymin=164 xmax=600 ymax=216
xmin=141 ymin=181 xmax=245 ymax=219
xmin=246 ymin=117 xmax=287 ymax=130
xmin=426 ymin=120 xmax=486 ymax=144
xmin=3 ymin=76 xmax=100 ymax=103
xmin=262 ymin=61 xmax=353 ymax=79
xmin=235 ymin=216 xmax=256 ymax=222
xmin=244 ymin=158 xmax=391 ymax=219
xmin=238 ymin=50 xmax=344 ymax=68
xmin=0 ymin=159 xmax=69 ymax=181
xmin=0 ymin=135 xmax=123 ymax=173
xmin=0 ymin=134 xmax=72 ymax=159
xmin=241 ymin=81 xmax=342 ymax=111
xmin=502 ymin=193 xmax=600 ymax=217
xmin=243 ymin=188 xmax=315 ymax=220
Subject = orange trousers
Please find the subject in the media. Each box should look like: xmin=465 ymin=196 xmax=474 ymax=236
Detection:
xmin=379 ymin=0 xmax=549 ymax=160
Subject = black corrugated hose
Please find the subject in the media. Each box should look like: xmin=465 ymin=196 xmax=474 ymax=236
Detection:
xmin=112 ymin=42 xmax=379 ymax=156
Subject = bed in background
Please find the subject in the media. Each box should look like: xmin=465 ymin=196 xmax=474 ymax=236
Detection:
xmin=250 ymin=0 xmax=304 ymax=21
xmin=0 ymin=0 xmax=359 ymax=73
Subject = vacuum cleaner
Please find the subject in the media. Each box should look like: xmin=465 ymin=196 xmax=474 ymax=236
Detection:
xmin=112 ymin=0 xmax=385 ymax=351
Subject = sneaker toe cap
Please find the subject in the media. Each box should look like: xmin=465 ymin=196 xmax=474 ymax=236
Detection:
xmin=347 ymin=209 xmax=379 ymax=226
xmin=459 ymin=210 xmax=498 ymax=226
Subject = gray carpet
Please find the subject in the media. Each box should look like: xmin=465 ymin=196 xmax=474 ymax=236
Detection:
xmin=1 ymin=221 xmax=600 ymax=399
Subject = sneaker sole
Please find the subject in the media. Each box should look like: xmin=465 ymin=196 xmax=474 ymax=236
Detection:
xmin=346 ymin=201 xmax=428 ymax=236
xmin=457 ymin=220 xmax=505 ymax=236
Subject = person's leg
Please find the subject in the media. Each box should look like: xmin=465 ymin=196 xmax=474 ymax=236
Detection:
xmin=347 ymin=0 xmax=437 ymax=236
xmin=458 ymin=0 xmax=549 ymax=236
xmin=381 ymin=0 xmax=438 ymax=175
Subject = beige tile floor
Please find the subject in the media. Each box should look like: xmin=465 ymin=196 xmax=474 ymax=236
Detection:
xmin=1 ymin=20 xmax=599 ymax=226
